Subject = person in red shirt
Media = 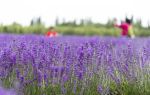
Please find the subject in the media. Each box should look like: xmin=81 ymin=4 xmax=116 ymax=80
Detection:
xmin=114 ymin=17 xmax=134 ymax=37
xmin=46 ymin=27 xmax=58 ymax=37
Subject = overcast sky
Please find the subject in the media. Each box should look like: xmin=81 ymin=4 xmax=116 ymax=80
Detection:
xmin=0 ymin=0 xmax=149 ymax=26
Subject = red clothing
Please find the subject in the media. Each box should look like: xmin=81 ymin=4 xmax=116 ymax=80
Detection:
xmin=46 ymin=31 xmax=58 ymax=37
xmin=46 ymin=31 xmax=52 ymax=36
xmin=115 ymin=23 xmax=129 ymax=36
xmin=52 ymin=32 xmax=57 ymax=36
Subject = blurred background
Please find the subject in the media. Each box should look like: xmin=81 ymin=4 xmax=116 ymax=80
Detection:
xmin=0 ymin=0 xmax=150 ymax=36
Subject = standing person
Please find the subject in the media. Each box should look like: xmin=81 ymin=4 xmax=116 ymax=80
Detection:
xmin=46 ymin=27 xmax=58 ymax=37
xmin=114 ymin=17 xmax=135 ymax=38
xmin=127 ymin=19 xmax=135 ymax=39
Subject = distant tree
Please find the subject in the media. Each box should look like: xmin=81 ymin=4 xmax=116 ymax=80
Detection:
xmin=80 ymin=19 xmax=84 ymax=26
xmin=73 ymin=20 xmax=77 ymax=26
xmin=134 ymin=18 xmax=142 ymax=28
xmin=62 ymin=18 xmax=66 ymax=25
xmin=30 ymin=19 xmax=34 ymax=26
xmin=30 ymin=17 xmax=44 ymax=26
xmin=37 ymin=17 xmax=42 ymax=25
xmin=79 ymin=18 xmax=93 ymax=26
xmin=148 ymin=21 xmax=150 ymax=28
xmin=3 ymin=26 xmax=8 ymax=32
xmin=84 ymin=18 xmax=93 ymax=26
xmin=106 ymin=19 xmax=114 ymax=28
xmin=55 ymin=17 xmax=59 ymax=26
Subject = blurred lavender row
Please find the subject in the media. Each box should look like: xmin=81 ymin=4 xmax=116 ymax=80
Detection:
xmin=0 ymin=34 xmax=150 ymax=94
xmin=0 ymin=85 xmax=16 ymax=95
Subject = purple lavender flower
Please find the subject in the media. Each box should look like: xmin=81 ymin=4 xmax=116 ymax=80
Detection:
xmin=0 ymin=87 xmax=16 ymax=95
xmin=97 ymin=84 xmax=103 ymax=94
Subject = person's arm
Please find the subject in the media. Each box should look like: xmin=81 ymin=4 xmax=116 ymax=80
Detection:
xmin=113 ymin=18 xmax=120 ymax=27
xmin=114 ymin=24 xmax=122 ymax=28
xmin=114 ymin=24 xmax=119 ymax=27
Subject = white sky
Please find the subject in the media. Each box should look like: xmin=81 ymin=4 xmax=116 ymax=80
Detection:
xmin=0 ymin=0 xmax=149 ymax=26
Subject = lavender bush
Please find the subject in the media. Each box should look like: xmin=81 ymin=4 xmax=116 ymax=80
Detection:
xmin=0 ymin=34 xmax=150 ymax=95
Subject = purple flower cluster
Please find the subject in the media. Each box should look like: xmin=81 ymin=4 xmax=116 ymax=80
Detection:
xmin=0 ymin=86 xmax=16 ymax=95
xmin=0 ymin=34 xmax=150 ymax=94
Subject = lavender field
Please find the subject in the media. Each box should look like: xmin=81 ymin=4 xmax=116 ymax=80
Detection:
xmin=0 ymin=34 xmax=150 ymax=95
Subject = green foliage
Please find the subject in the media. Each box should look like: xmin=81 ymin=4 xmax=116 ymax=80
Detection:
xmin=55 ymin=26 xmax=120 ymax=36
xmin=1 ymin=18 xmax=150 ymax=36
